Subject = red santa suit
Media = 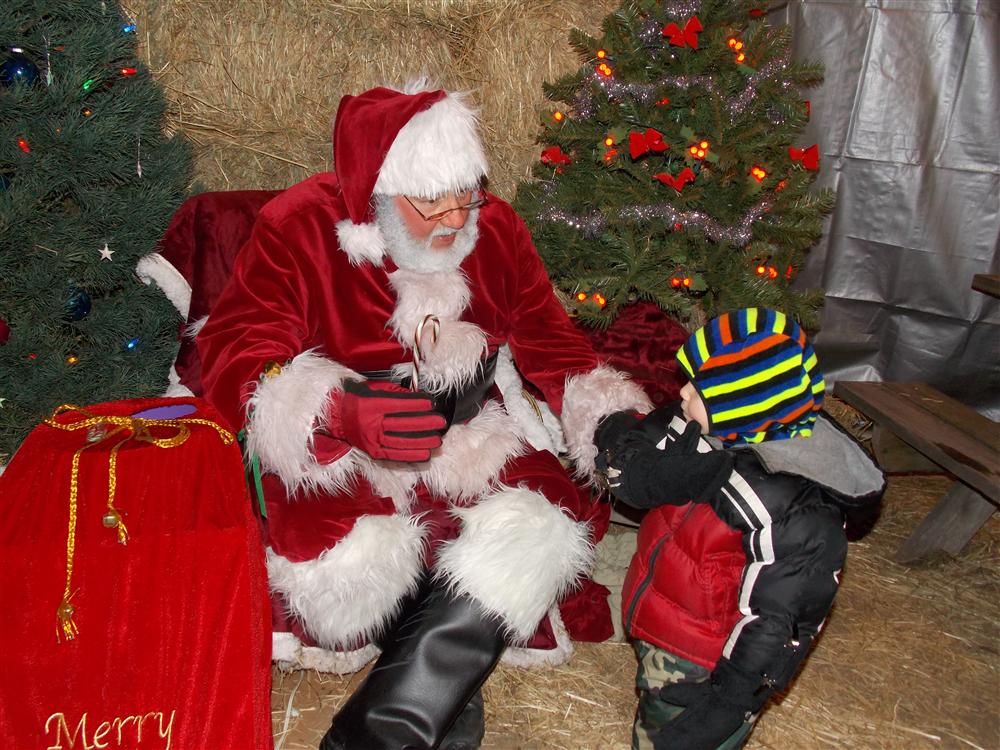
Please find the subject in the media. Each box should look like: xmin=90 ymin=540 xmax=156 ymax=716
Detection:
xmin=197 ymin=87 xmax=650 ymax=674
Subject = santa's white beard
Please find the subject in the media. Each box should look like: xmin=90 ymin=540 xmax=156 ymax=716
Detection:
xmin=374 ymin=195 xmax=479 ymax=273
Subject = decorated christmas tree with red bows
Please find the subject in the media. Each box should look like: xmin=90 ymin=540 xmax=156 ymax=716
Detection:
xmin=515 ymin=0 xmax=834 ymax=328
xmin=0 ymin=1 xmax=192 ymax=464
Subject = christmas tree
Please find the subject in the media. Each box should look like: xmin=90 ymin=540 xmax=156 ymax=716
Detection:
xmin=0 ymin=1 xmax=192 ymax=464
xmin=515 ymin=0 xmax=833 ymax=329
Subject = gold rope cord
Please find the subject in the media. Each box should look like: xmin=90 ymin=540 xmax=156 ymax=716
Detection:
xmin=42 ymin=404 xmax=234 ymax=641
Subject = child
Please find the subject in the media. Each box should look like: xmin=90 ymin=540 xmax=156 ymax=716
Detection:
xmin=595 ymin=308 xmax=884 ymax=750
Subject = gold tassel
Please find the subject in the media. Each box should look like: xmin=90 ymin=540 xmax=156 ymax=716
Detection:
xmin=57 ymin=595 xmax=78 ymax=642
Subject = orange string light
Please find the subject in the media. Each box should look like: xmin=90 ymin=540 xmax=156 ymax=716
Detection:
xmin=689 ymin=139 xmax=709 ymax=159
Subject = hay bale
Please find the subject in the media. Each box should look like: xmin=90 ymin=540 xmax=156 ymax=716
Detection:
xmin=128 ymin=0 xmax=618 ymax=198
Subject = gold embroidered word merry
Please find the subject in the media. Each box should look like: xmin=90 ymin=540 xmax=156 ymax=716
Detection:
xmin=44 ymin=710 xmax=175 ymax=750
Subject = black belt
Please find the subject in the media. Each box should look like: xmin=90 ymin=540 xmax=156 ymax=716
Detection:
xmin=360 ymin=350 xmax=498 ymax=428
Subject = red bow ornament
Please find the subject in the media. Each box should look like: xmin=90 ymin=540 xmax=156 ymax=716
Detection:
xmin=662 ymin=16 xmax=703 ymax=49
xmin=788 ymin=144 xmax=819 ymax=170
xmin=652 ymin=167 xmax=696 ymax=192
xmin=540 ymin=146 xmax=572 ymax=166
xmin=629 ymin=128 xmax=669 ymax=160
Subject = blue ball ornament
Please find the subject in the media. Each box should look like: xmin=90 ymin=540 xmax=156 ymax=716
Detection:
xmin=0 ymin=50 xmax=40 ymax=87
xmin=65 ymin=288 xmax=92 ymax=321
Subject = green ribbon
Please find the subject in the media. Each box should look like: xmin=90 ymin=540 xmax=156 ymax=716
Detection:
xmin=237 ymin=428 xmax=267 ymax=519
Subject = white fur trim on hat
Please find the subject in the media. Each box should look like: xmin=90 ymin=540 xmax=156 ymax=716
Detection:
xmin=246 ymin=350 xmax=368 ymax=496
xmin=434 ymin=486 xmax=594 ymax=643
xmin=267 ymin=514 xmax=428 ymax=651
xmin=375 ymin=92 xmax=488 ymax=199
xmin=335 ymin=218 xmax=387 ymax=266
xmin=561 ymin=365 xmax=652 ymax=483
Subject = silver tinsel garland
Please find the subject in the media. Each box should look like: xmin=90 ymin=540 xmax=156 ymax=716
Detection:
xmin=662 ymin=1 xmax=703 ymax=18
xmin=537 ymin=197 xmax=772 ymax=247
xmin=638 ymin=20 xmax=665 ymax=46
xmin=574 ymin=55 xmax=790 ymax=123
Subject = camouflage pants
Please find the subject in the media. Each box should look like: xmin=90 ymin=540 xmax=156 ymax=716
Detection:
xmin=632 ymin=640 xmax=756 ymax=750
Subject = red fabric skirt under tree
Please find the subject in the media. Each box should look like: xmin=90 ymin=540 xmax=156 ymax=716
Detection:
xmin=0 ymin=397 xmax=271 ymax=750
xmin=583 ymin=301 xmax=690 ymax=408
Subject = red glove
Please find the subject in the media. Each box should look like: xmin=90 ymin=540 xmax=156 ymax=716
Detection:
xmin=323 ymin=380 xmax=447 ymax=462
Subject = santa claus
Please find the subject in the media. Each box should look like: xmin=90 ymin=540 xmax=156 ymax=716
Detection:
xmin=197 ymin=83 xmax=651 ymax=749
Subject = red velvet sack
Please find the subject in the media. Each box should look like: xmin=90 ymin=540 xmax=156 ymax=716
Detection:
xmin=0 ymin=397 xmax=271 ymax=750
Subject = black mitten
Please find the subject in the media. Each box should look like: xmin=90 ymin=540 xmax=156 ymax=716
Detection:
xmin=652 ymin=658 xmax=768 ymax=750
xmin=594 ymin=410 xmax=653 ymax=491
xmin=593 ymin=410 xmax=645 ymax=455
xmin=606 ymin=421 xmax=734 ymax=509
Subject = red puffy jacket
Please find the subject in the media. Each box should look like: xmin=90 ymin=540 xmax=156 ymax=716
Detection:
xmin=622 ymin=501 xmax=744 ymax=670
xmin=620 ymin=407 xmax=884 ymax=678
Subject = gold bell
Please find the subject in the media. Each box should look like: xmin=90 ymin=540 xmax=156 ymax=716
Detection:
xmin=102 ymin=509 xmax=121 ymax=528
xmin=86 ymin=424 xmax=107 ymax=443
xmin=262 ymin=360 xmax=283 ymax=379
xmin=57 ymin=601 xmax=75 ymax=621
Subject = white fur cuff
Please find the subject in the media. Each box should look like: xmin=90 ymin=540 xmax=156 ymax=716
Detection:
xmin=246 ymin=350 xmax=364 ymax=496
xmin=266 ymin=515 xmax=428 ymax=651
xmin=418 ymin=400 xmax=526 ymax=503
xmin=434 ymin=486 xmax=594 ymax=643
xmin=501 ymin=606 xmax=574 ymax=668
xmin=560 ymin=365 xmax=652 ymax=483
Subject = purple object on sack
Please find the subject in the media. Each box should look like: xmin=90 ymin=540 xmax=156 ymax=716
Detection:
xmin=131 ymin=403 xmax=198 ymax=419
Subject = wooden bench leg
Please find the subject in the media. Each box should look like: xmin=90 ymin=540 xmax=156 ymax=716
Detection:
xmin=896 ymin=481 xmax=998 ymax=564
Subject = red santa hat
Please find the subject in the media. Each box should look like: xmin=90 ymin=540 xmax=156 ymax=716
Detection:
xmin=333 ymin=85 xmax=489 ymax=264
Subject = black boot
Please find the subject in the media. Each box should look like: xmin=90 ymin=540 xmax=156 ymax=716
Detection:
xmin=439 ymin=689 xmax=485 ymax=750
xmin=319 ymin=582 xmax=505 ymax=750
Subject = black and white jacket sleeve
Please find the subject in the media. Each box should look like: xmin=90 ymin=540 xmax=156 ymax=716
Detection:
xmin=710 ymin=416 xmax=885 ymax=689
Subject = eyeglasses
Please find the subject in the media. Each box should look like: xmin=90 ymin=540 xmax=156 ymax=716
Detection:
xmin=403 ymin=192 xmax=488 ymax=222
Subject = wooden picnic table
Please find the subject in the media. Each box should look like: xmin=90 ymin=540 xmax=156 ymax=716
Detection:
xmin=972 ymin=273 xmax=1000 ymax=298
xmin=833 ymin=381 xmax=1000 ymax=563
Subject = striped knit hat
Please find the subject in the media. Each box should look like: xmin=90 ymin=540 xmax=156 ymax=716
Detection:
xmin=676 ymin=308 xmax=825 ymax=445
